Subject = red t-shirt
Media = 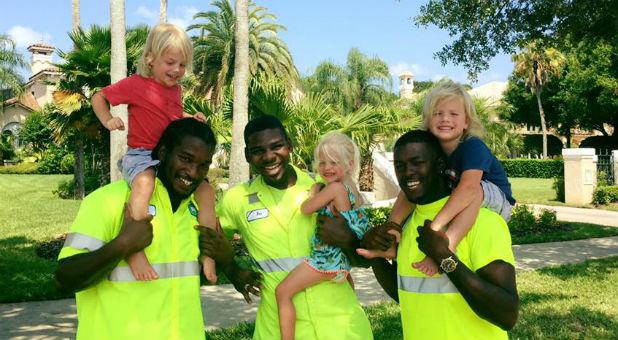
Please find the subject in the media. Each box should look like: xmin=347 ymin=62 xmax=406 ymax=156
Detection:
xmin=102 ymin=74 xmax=183 ymax=149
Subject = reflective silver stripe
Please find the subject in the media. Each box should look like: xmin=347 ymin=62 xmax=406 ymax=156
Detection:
xmin=248 ymin=193 xmax=260 ymax=204
xmin=109 ymin=261 xmax=200 ymax=282
xmin=252 ymin=257 xmax=303 ymax=273
xmin=63 ymin=232 xmax=105 ymax=251
xmin=398 ymin=274 xmax=459 ymax=294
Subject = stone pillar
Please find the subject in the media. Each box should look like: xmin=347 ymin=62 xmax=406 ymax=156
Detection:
xmin=612 ymin=150 xmax=618 ymax=185
xmin=562 ymin=148 xmax=597 ymax=205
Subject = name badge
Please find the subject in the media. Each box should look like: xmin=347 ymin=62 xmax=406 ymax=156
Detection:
xmin=247 ymin=208 xmax=268 ymax=222
xmin=148 ymin=204 xmax=157 ymax=217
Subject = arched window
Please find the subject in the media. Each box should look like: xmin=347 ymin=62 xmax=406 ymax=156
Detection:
xmin=2 ymin=122 xmax=22 ymax=148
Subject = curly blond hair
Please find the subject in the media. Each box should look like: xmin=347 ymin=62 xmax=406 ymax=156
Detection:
xmin=314 ymin=132 xmax=361 ymax=187
xmin=136 ymin=24 xmax=193 ymax=78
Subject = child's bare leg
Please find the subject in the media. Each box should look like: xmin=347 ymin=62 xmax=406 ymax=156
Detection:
xmin=356 ymin=229 xmax=400 ymax=259
xmin=413 ymin=185 xmax=483 ymax=276
xmin=195 ymin=181 xmax=218 ymax=283
xmin=388 ymin=191 xmax=416 ymax=225
xmin=126 ymin=169 xmax=157 ymax=281
xmin=276 ymin=263 xmax=336 ymax=340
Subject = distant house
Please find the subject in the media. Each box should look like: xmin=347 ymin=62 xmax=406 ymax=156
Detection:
xmin=1 ymin=43 xmax=61 ymax=147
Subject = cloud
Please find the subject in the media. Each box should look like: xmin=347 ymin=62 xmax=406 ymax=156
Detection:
xmin=7 ymin=26 xmax=51 ymax=49
xmin=389 ymin=61 xmax=428 ymax=77
xmin=136 ymin=5 xmax=158 ymax=21
xmin=168 ymin=6 xmax=199 ymax=30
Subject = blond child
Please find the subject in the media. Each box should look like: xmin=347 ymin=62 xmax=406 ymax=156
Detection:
xmin=92 ymin=24 xmax=218 ymax=282
xmin=382 ymin=81 xmax=515 ymax=276
xmin=275 ymin=132 xmax=370 ymax=340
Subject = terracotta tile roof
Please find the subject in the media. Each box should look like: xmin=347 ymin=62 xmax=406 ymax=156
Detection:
xmin=3 ymin=92 xmax=40 ymax=111
xmin=27 ymin=43 xmax=56 ymax=51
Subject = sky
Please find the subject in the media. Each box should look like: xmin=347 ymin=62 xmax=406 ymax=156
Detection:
xmin=1 ymin=0 xmax=514 ymax=90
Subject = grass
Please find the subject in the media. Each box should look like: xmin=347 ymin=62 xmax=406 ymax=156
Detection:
xmin=0 ymin=174 xmax=79 ymax=302
xmin=512 ymin=222 xmax=618 ymax=245
xmin=204 ymin=257 xmax=618 ymax=340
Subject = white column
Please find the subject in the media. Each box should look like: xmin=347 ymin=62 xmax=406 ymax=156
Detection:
xmin=562 ymin=148 xmax=597 ymax=205
xmin=612 ymin=150 xmax=618 ymax=185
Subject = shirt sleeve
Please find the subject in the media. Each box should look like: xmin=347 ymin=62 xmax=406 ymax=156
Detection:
xmin=459 ymin=138 xmax=494 ymax=173
xmin=58 ymin=190 xmax=125 ymax=260
xmin=467 ymin=209 xmax=515 ymax=271
xmin=101 ymin=75 xmax=137 ymax=106
xmin=216 ymin=190 xmax=240 ymax=239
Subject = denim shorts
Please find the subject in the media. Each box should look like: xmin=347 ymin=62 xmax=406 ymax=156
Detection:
xmin=481 ymin=180 xmax=513 ymax=222
xmin=118 ymin=147 xmax=159 ymax=185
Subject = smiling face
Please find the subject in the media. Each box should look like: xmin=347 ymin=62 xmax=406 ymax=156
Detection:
xmin=317 ymin=150 xmax=349 ymax=184
xmin=245 ymin=128 xmax=294 ymax=189
xmin=394 ymin=141 xmax=446 ymax=205
xmin=158 ymin=135 xmax=214 ymax=199
xmin=149 ymin=46 xmax=187 ymax=87
xmin=428 ymin=96 xmax=470 ymax=152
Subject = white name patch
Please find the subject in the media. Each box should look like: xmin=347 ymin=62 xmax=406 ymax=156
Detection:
xmin=247 ymin=208 xmax=269 ymax=222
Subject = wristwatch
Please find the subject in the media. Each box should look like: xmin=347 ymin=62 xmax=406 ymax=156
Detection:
xmin=439 ymin=255 xmax=458 ymax=273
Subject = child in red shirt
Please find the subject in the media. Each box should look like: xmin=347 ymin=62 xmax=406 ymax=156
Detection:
xmin=92 ymin=24 xmax=218 ymax=283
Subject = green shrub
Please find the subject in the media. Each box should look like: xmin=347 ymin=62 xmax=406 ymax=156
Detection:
xmin=53 ymin=175 xmax=103 ymax=199
xmin=538 ymin=208 xmax=559 ymax=230
xmin=364 ymin=207 xmax=392 ymax=227
xmin=60 ymin=154 xmax=75 ymax=173
xmin=500 ymin=159 xmax=563 ymax=178
xmin=0 ymin=162 xmax=39 ymax=174
xmin=592 ymin=186 xmax=618 ymax=206
xmin=552 ymin=176 xmax=565 ymax=202
xmin=37 ymin=147 xmax=72 ymax=174
xmin=508 ymin=205 xmax=537 ymax=234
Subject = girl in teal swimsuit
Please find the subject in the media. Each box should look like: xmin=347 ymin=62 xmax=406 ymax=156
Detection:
xmin=275 ymin=132 xmax=369 ymax=340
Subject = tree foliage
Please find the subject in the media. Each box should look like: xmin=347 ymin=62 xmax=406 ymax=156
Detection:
xmin=189 ymin=0 xmax=298 ymax=105
xmin=0 ymin=34 xmax=27 ymax=102
xmin=415 ymin=0 xmax=618 ymax=80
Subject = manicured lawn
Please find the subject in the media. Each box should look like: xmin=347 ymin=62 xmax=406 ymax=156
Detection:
xmin=512 ymin=222 xmax=618 ymax=245
xmin=509 ymin=177 xmax=562 ymax=205
xmin=205 ymin=257 xmax=618 ymax=340
xmin=0 ymin=174 xmax=79 ymax=302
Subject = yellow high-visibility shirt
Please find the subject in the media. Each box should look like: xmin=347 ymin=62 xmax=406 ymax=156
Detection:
xmin=58 ymin=179 xmax=205 ymax=340
xmin=217 ymin=165 xmax=373 ymax=340
xmin=397 ymin=196 xmax=515 ymax=340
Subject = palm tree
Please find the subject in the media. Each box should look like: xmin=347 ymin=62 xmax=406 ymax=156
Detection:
xmin=52 ymin=25 xmax=148 ymax=197
xmin=0 ymin=35 xmax=27 ymax=106
xmin=110 ymin=0 xmax=128 ymax=182
xmin=512 ymin=41 xmax=565 ymax=158
xmin=188 ymin=0 xmax=298 ymax=106
xmin=160 ymin=0 xmax=168 ymax=23
xmin=303 ymin=48 xmax=392 ymax=113
xmin=70 ymin=0 xmax=85 ymax=198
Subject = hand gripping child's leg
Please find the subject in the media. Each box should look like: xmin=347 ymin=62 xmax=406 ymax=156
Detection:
xmin=356 ymin=229 xmax=401 ymax=259
xmin=126 ymin=168 xmax=158 ymax=281
xmin=196 ymin=181 xmax=218 ymax=283
xmin=276 ymin=263 xmax=336 ymax=340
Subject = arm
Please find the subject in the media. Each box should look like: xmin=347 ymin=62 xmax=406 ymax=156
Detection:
xmin=416 ymin=220 xmax=519 ymax=330
xmin=92 ymin=91 xmax=124 ymax=131
xmin=369 ymin=258 xmax=399 ymax=301
xmin=388 ymin=191 xmax=416 ymax=225
xmin=183 ymin=111 xmax=207 ymax=124
xmin=431 ymin=169 xmax=483 ymax=230
xmin=301 ymin=182 xmax=350 ymax=215
xmin=55 ymin=205 xmax=153 ymax=293
xmin=316 ymin=214 xmax=369 ymax=267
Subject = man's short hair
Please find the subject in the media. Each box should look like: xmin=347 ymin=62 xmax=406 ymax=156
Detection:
xmin=152 ymin=118 xmax=216 ymax=160
xmin=243 ymin=114 xmax=289 ymax=144
xmin=394 ymin=130 xmax=447 ymax=163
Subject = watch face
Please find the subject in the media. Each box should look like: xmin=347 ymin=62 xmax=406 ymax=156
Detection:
xmin=440 ymin=256 xmax=457 ymax=273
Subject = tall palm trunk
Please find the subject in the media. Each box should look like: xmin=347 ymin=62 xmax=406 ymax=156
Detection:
xmin=534 ymin=88 xmax=548 ymax=158
xmin=72 ymin=0 xmax=85 ymax=199
xmin=229 ymin=0 xmax=250 ymax=186
xmin=110 ymin=0 xmax=128 ymax=181
xmin=159 ymin=0 xmax=167 ymax=23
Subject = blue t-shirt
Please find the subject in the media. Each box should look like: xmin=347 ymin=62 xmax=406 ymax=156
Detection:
xmin=446 ymin=136 xmax=515 ymax=205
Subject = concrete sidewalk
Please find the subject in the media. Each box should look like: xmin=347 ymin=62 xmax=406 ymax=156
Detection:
xmin=1 ymin=204 xmax=617 ymax=340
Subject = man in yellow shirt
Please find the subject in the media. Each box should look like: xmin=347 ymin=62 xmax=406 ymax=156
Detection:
xmin=215 ymin=115 xmax=373 ymax=340
xmin=55 ymin=119 xmax=224 ymax=340
xmin=363 ymin=130 xmax=519 ymax=340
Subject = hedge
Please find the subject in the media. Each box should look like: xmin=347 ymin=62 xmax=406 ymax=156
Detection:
xmin=592 ymin=186 xmax=618 ymax=205
xmin=499 ymin=159 xmax=563 ymax=178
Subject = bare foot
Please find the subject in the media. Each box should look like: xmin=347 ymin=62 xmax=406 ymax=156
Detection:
xmin=127 ymin=251 xmax=158 ymax=281
xmin=356 ymin=246 xmax=397 ymax=259
xmin=202 ymin=256 xmax=218 ymax=283
xmin=412 ymin=256 xmax=438 ymax=276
